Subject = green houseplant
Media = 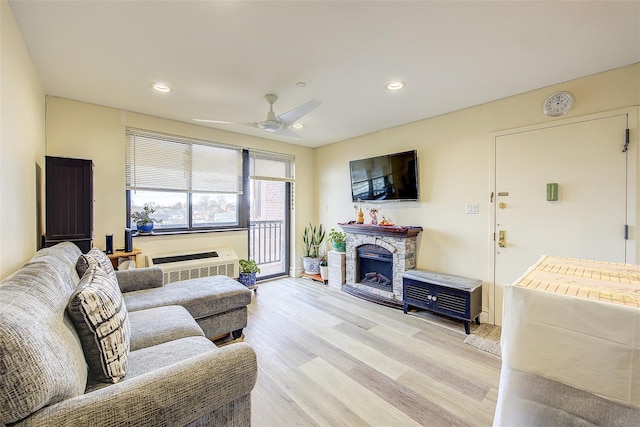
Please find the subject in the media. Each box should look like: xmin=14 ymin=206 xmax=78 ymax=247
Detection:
xmin=238 ymin=259 xmax=260 ymax=287
xmin=302 ymin=223 xmax=325 ymax=274
xmin=328 ymin=228 xmax=346 ymax=252
xmin=131 ymin=205 xmax=156 ymax=234
xmin=319 ymin=256 xmax=329 ymax=281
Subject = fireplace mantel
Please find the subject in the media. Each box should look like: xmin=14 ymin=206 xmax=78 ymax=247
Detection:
xmin=339 ymin=223 xmax=423 ymax=238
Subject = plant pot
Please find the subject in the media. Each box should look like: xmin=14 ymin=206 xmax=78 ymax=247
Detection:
xmin=302 ymin=256 xmax=321 ymax=275
xmin=320 ymin=265 xmax=329 ymax=281
xmin=136 ymin=221 xmax=154 ymax=234
xmin=238 ymin=272 xmax=257 ymax=287
xmin=332 ymin=242 xmax=346 ymax=252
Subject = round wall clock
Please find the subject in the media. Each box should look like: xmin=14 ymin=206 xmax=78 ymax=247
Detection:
xmin=543 ymin=91 xmax=575 ymax=117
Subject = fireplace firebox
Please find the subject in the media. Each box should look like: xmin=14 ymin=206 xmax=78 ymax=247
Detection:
xmin=357 ymin=244 xmax=393 ymax=292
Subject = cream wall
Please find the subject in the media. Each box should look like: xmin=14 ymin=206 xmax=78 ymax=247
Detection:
xmin=315 ymin=64 xmax=640 ymax=318
xmin=0 ymin=0 xmax=45 ymax=279
xmin=45 ymin=97 xmax=316 ymax=271
xmin=2 ymin=0 xmax=637 ymax=289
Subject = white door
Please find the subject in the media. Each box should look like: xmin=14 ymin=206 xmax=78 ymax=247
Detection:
xmin=493 ymin=113 xmax=630 ymax=325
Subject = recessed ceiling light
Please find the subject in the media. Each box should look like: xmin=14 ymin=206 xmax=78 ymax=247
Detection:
xmin=296 ymin=81 xmax=307 ymax=87
xmin=292 ymin=123 xmax=304 ymax=129
xmin=385 ymin=80 xmax=406 ymax=91
xmin=150 ymin=82 xmax=171 ymax=93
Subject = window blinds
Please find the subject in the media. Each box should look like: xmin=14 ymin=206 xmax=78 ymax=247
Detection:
xmin=249 ymin=150 xmax=295 ymax=182
xmin=125 ymin=128 xmax=243 ymax=194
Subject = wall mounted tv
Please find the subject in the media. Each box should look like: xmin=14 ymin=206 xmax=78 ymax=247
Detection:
xmin=349 ymin=150 xmax=419 ymax=202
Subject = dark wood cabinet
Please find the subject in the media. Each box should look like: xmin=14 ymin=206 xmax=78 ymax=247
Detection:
xmin=43 ymin=156 xmax=93 ymax=253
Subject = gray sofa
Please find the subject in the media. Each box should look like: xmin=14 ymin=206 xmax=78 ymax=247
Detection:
xmin=493 ymin=367 xmax=640 ymax=426
xmin=114 ymin=261 xmax=251 ymax=341
xmin=0 ymin=242 xmax=257 ymax=426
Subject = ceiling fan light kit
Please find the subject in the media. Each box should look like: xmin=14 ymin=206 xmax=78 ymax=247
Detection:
xmin=257 ymin=120 xmax=283 ymax=132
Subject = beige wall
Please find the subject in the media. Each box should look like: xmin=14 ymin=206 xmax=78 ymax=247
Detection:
xmin=45 ymin=97 xmax=316 ymax=271
xmin=0 ymin=0 xmax=46 ymax=279
xmin=2 ymin=0 xmax=637 ymax=292
xmin=315 ymin=64 xmax=640 ymax=317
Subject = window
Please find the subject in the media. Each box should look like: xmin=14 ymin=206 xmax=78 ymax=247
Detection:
xmin=125 ymin=128 xmax=244 ymax=231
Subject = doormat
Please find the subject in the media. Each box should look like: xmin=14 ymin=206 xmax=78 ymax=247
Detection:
xmin=464 ymin=324 xmax=502 ymax=357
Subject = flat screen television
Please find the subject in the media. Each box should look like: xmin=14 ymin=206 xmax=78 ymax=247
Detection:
xmin=349 ymin=150 xmax=419 ymax=202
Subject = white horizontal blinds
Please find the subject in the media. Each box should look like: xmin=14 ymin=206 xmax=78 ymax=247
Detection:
xmin=126 ymin=128 xmax=242 ymax=194
xmin=191 ymin=142 xmax=242 ymax=193
xmin=249 ymin=150 xmax=294 ymax=182
xmin=125 ymin=131 xmax=189 ymax=191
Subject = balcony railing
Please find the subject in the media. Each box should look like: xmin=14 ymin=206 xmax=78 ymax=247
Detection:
xmin=249 ymin=220 xmax=283 ymax=267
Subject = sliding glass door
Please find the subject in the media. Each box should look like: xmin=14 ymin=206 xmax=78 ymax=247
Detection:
xmin=248 ymin=151 xmax=293 ymax=280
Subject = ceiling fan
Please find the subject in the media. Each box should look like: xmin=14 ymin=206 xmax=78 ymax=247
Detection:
xmin=194 ymin=94 xmax=320 ymax=139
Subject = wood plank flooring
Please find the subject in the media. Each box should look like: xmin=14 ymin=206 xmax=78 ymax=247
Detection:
xmin=243 ymin=277 xmax=501 ymax=427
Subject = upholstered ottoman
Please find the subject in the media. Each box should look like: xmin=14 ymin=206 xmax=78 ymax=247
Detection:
xmin=118 ymin=271 xmax=252 ymax=340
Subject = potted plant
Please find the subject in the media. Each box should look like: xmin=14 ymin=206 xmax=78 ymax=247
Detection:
xmin=302 ymin=223 xmax=325 ymax=274
xmin=328 ymin=228 xmax=346 ymax=252
xmin=238 ymin=259 xmax=260 ymax=287
xmin=319 ymin=257 xmax=329 ymax=282
xmin=131 ymin=205 xmax=156 ymax=234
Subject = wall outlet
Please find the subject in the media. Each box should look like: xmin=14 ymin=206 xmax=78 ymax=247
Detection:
xmin=466 ymin=203 xmax=479 ymax=214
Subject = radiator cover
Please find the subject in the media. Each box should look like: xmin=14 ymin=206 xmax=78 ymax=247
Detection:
xmin=146 ymin=247 xmax=239 ymax=283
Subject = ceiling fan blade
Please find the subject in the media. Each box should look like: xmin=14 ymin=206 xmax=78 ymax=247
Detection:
xmin=193 ymin=119 xmax=235 ymax=124
xmin=273 ymin=127 xmax=301 ymax=139
xmin=277 ymin=99 xmax=321 ymax=126
xmin=194 ymin=119 xmax=261 ymax=130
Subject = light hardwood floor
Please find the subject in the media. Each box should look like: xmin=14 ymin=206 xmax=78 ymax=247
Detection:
xmin=243 ymin=277 xmax=501 ymax=427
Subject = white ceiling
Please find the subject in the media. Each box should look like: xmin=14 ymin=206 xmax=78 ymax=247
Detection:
xmin=9 ymin=1 xmax=640 ymax=148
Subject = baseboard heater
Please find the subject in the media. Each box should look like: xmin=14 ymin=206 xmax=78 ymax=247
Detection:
xmin=146 ymin=248 xmax=239 ymax=284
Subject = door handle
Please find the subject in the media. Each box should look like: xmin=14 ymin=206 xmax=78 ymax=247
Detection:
xmin=498 ymin=230 xmax=506 ymax=248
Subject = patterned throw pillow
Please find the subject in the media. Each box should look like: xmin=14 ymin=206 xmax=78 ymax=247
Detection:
xmin=67 ymin=265 xmax=130 ymax=383
xmin=76 ymin=247 xmax=118 ymax=284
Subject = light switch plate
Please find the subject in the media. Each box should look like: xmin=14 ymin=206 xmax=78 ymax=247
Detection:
xmin=466 ymin=203 xmax=479 ymax=214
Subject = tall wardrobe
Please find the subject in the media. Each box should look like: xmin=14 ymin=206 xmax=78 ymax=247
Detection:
xmin=42 ymin=156 xmax=93 ymax=253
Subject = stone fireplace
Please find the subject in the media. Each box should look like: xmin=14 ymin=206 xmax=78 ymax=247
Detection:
xmin=340 ymin=224 xmax=422 ymax=307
